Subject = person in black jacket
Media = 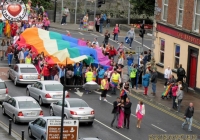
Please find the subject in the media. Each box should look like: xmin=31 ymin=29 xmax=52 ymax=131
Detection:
xmin=111 ymin=97 xmax=121 ymax=127
xmin=103 ymin=30 xmax=110 ymax=48
xmin=177 ymin=64 xmax=186 ymax=83
xmin=99 ymin=15 xmax=104 ymax=33
xmin=182 ymin=103 xmax=194 ymax=131
xmin=151 ymin=68 xmax=158 ymax=96
xmin=124 ymin=97 xmax=132 ymax=129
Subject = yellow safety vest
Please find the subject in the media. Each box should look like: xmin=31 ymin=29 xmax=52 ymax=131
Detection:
xmin=101 ymin=79 xmax=106 ymax=89
xmin=112 ymin=73 xmax=120 ymax=83
xmin=130 ymin=69 xmax=137 ymax=78
xmin=86 ymin=71 xmax=93 ymax=82
xmin=25 ymin=57 xmax=31 ymax=64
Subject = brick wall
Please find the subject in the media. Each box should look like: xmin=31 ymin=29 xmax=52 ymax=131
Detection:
xmin=182 ymin=0 xmax=194 ymax=30
xmin=156 ymin=0 xmax=162 ymax=21
xmin=167 ymin=0 xmax=178 ymax=25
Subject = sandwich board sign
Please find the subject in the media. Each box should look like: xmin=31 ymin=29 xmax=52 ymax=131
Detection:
xmin=46 ymin=119 xmax=79 ymax=140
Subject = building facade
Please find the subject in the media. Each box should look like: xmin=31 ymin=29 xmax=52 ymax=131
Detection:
xmin=154 ymin=0 xmax=200 ymax=91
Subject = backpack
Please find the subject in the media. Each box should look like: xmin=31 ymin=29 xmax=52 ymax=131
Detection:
xmin=179 ymin=68 xmax=185 ymax=76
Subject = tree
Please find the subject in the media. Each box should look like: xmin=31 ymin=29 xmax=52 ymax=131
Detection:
xmin=130 ymin=0 xmax=155 ymax=17
xmin=22 ymin=0 xmax=53 ymax=10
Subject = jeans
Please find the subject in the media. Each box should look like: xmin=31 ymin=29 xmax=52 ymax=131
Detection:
xmin=129 ymin=38 xmax=133 ymax=47
xmin=106 ymin=23 xmax=110 ymax=28
xmin=111 ymin=112 xmax=119 ymax=126
xmin=61 ymin=16 xmax=67 ymax=24
xmin=152 ymin=82 xmax=156 ymax=93
xmin=111 ymin=86 xmax=116 ymax=94
xmin=124 ymin=114 xmax=130 ymax=128
xmin=7 ymin=54 xmax=13 ymax=65
xmin=44 ymin=26 xmax=49 ymax=31
xmin=177 ymin=99 xmax=182 ymax=112
xmin=127 ymin=66 xmax=131 ymax=75
xmin=50 ymin=75 xmax=54 ymax=80
xmin=113 ymin=33 xmax=118 ymax=41
xmin=182 ymin=117 xmax=193 ymax=130
xmin=99 ymin=23 xmax=103 ymax=33
xmin=79 ymin=23 xmax=83 ymax=29
xmin=164 ymin=78 xmax=168 ymax=86
xmin=172 ymin=96 xmax=177 ymax=109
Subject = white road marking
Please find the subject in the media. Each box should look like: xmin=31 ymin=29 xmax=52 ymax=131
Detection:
xmin=134 ymin=40 xmax=150 ymax=49
xmin=74 ymin=89 xmax=84 ymax=97
xmin=0 ymin=105 xmax=2 ymax=108
xmin=93 ymin=90 xmax=111 ymax=97
xmin=151 ymin=124 xmax=167 ymax=132
xmin=90 ymin=33 xmax=98 ymax=37
xmin=94 ymin=119 xmax=132 ymax=140
xmin=109 ymin=38 xmax=130 ymax=50
xmin=79 ymin=32 xmax=84 ymax=35
xmin=106 ymin=101 xmax=137 ymax=117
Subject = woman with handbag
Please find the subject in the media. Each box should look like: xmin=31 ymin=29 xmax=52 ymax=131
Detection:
xmin=136 ymin=101 xmax=145 ymax=128
xmin=116 ymin=99 xmax=125 ymax=129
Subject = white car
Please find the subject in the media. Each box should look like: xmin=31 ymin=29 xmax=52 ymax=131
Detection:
xmin=7 ymin=64 xmax=40 ymax=86
xmin=0 ymin=79 xmax=9 ymax=103
xmin=26 ymin=81 xmax=70 ymax=106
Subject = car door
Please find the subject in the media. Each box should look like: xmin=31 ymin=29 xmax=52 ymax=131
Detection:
xmin=29 ymin=82 xmax=39 ymax=99
xmin=35 ymin=82 xmax=43 ymax=100
xmin=9 ymin=65 xmax=16 ymax=80
xmin=31 ymin=118 xmax=42 ymax=138
xmin=53 ymin=101 xmax=62 ymax=116
xmin=13 ymin=65 xmax=19 ymax=80
xmin=5 ymin=98 xmax=16 ymax=117
xmin=34 ymin=118 xmax=46 ymax=139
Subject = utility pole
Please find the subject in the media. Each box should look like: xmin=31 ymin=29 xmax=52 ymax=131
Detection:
xmin=128 ymin=1 xmax=130 ymax=25
xmin=94 ymin=0 xmax=97 ymax=28
xmin=53 ymin=0 xmax=57 ymax=22
xmin=75 ymin=0 xmax=78 ymax=24
xmin=61 ymin=0 xmax=63 ymax=23
xmin=142 ymin=20 xmax=145 ymax=53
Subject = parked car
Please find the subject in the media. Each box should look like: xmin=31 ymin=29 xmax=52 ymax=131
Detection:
xmin=50 ymin=98 xmax=95 ymax=125
xmin=7 ymin=64 xmax=40 ymax=86
xmin=2 ymin=96 xmax=43 ymax=124
xmin=26 ymin=81 xmax=70 ymax=106
xmin=79 ymin=138 xmax=102 ymax=140
xmin=28 ymin=116 xmax=61 ymax=140
xmin=0 ymin=79 xmax=9 ymax=103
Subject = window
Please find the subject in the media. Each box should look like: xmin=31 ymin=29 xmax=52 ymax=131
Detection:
xmin=45 ymin=84 xmax=63 ymax=91
xmin=162 ymin=0 xmax=169 ymax=21
xmin=68 ymin=100 xmax=89 ymax=108
xmin=177 ymin=0 xmax=184 ymax=26
xmin=174 ymin=44 xmax=180 ymax=69
xmin=194 ymin=0 xmax=200 ymax=32
xmin=160 ymin=39 xmax=165 ymax=64
xmin=20 ymin=68 xmax=37 ymax=73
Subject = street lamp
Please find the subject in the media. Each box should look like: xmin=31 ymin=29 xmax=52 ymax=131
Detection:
xmin=53 ymin=0 xmax=57 ymax=22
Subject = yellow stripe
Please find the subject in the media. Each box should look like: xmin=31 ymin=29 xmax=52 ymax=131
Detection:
xmin=128 ymin=92 xmax=200 ymax=130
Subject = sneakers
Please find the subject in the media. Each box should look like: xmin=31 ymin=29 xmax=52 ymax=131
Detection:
xmin=104 ymin=99 xmax=107 ymax=102
xmin=129 ymin=47 xmax=132 ymax=49
xmin=99 ymin=96 xmax=101 ymax=100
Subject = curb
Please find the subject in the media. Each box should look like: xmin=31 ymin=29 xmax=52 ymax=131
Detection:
xmin=0 ymin=121 xmax=23 ymax=140
xmin=130 ymin=89 xmax=200 ymax=127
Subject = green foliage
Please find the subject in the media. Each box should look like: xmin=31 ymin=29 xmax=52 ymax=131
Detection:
xmin=22 ymin=0 xmax=53 ymax=10
xmin=130 ymin=0 xmax=155 ymax=16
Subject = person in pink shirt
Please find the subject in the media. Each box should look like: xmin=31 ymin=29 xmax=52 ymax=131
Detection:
xmin=43 ymin=18 xmax=50 ymax=31
xmin=113 ymin=24 xmax=120 ymax=43
xmin=172 ymin=83 xmax=178 ymax=109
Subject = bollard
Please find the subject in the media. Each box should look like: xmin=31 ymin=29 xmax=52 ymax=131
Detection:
xmin=21 ymin=130 xmax=24 ymax=140
xmin=8 ymin=119 xmax=12 ymax=135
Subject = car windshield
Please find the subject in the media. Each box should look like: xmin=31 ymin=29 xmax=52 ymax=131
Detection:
xmin=68 ymin=100 xmax=89 ymax=108
xmin=45 ymin=84 xmax=63 ymax=91
xmin=20 ymin=68 xmax=37 ymax=73
xmin=0 ymin=82 xmax=6 ymax=89
xmin=18 ymin=101 xmax=40 ymax=109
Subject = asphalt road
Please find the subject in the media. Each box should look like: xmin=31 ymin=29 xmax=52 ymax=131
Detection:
xmin=1 ymin=81 xmax=200 ymax=140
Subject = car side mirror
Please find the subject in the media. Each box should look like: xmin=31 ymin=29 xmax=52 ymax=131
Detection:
xmin=32 ymin=122 xmax=35 ymax=125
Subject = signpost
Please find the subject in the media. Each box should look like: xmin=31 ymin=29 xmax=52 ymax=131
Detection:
xmin=47 ymin=119 xmax=79 ymax=140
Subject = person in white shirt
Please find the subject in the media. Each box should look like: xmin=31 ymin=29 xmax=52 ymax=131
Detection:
xmin=92 ymin=38 xmax=99 ymax=47
xmin=164 ymin=66 xmax=172 ymax=88
xmin=136 ymin=100 xmax=145 ymax=128
xmin=18 ymin=49 xmax=24 ymax=63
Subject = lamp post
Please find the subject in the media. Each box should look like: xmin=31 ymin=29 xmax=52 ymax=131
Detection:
xmin=93 ymin=0 xmax=97 ymax=27
xmin=75 ymin=0 xmax=78 ymax=24
xmin=53 ymin=0 xmax=57 ymax=22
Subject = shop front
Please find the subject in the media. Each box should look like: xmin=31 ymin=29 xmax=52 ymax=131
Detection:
xmin=153 ymin=23 xmax=200 ymax=90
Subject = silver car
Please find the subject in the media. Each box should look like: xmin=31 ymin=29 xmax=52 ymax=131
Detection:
xmin=0 ymin=79 xmax=9 ymax=103
xmin=79 ymin=138 xmax=102 ymax=140
xmin=28 ymin=116 xmax=61 ymax=140
xmin=50 ymin=98 xmax=95 ymax=125
xmin=26 ymin=81 xmax=70 ymax=106
xmin=2 ymin=96 xmax=43 ymax=124
xmin=7 ymin=64 xmax=40 ymax=86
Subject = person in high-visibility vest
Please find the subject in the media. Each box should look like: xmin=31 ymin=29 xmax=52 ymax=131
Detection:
xmin=100 ymin=76 xmax=109 ymax=102
xmin=25 ymin=54 xmax=32 ymax=64
xmin=130 ymin=64 xmax=137 ymax=89
xmin=85 ymin=68 xmax=93 ymax=94
xmin=110 ymin=68 xmax=121 ymax=95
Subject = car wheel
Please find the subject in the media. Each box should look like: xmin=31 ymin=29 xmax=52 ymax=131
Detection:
xmin=49 ymin=108 xmax=54 ymax=116
xmin=26 ymin=90 xmax=30 ymax=96
xmin=14 ymin=78 xmax=18 ymax=86
xmin=88 ymin=121 xmax=93 ymax=126
xmin=7 ymin=71 xmax=10 ymax=79
xmin=28 ymin=127 xmax=33 ymax=138
xmin=2 ymin=107 xmax=6 ymax=115
xmin=13 ymin=115 xmax=17 ymax=124
xmin=64 ymin=115 xmax=68 ymax=119
xmin=41 ymin=136 xmax=44 ymax=140
xmin=39 ymin=97 xmax=43 ymax=106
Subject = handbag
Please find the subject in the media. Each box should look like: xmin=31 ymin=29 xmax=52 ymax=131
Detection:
xmin=41 ymin=76 xmax=44 ymax=81
xmin=175 ymin=98 xmax=178 ymax=103
xmin=125 ymin=37 xmax=130 ymax=44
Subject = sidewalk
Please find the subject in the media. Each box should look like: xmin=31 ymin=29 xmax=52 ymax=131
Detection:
xmin=122 ymin=66 xmax=200 ymax=124
xmin=49 ymin=22 xmax=151 ymax=39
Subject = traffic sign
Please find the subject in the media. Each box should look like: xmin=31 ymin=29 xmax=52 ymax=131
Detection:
xmin=46 ymin=119 xmax=79 ymax=140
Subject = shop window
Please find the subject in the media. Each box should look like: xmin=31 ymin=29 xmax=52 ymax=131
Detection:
xmin=162 ymin=0 xmax=169 ymax=21
xmin=177 ymin=0 xmax=184 ymax=26
xmin=174 ymin=44 xmax=180 ymax=69
xmin=160 ymin=39 xmax=165 ymax=64
xmin=193 ymin=0 xmax=200 ymax=32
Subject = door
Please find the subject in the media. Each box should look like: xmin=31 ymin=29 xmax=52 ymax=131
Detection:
xmin=30 ymin=82 xmax=39 ymax=99
xmin=189 ymin=53 xmax=197 ymax=88
xmin=54 ymin=101 xmax=62 ymax=116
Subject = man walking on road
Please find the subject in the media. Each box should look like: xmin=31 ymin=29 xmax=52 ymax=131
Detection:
xmin=151 ymin=68 xmax=158 ymax=96
xmin=111 ymin=97 xmax=121 ymax=127
xmin=124 ymin=97 xmax=132 ymax=129
xmin=127 ymin=28 xmax=135 ymax=49
xmin=182 ymin=102 xmax=194 ymax=131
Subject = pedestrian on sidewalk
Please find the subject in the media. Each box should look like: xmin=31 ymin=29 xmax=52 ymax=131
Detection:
xmin=142 ymin=70 xmax=150 ymax=95
xmin=150 ymin=68 xmax=158 ymax=96
xmin=99 ymin=15 xmax=104 ymax=33
xmin=99 ymin=76 xmax=109 ymax=101
xmin=147 ymin=49 xmax=152 ymax=62
xmin=106 ymin=15 xmax=110 ymax=28
xmin=6 ymin=45 xmax=14 ymax=66
xmin=127 ymin=28 xmax=135 ymax=49
xmin=177 ymin=87 xmax=184 ymax=112
xmin=138 ymin=60 xmax=144 ymax=87
xmin=95 ymin=15 xmax=100 ymax=32
xmin=124 ymin=97 xmax=132 ymax=129
xmin=172 ymin=83 xmax=178 ymax=109
xmin=136 ymin=100 xmax=145 ymax=128
xmin=61 ymin=7 xmax=69 ymax=25
xmin=111 ymin=97 xmax=121 ymax=127
xmin=164 ymin=66 xmax=172 ymax=88
xmin=79 ymin=16 xmax=83 ymax=30
xmin=130 ymin=64 xmax=137 ymax=89
xmin=116 ymin=99 xmax=125 ymax=129
xmin=113 ymin=24 xmax=120 ymax=43
xmin=177 ymin=64 xmax=186 ymax=84
xmin=127 ymin=53 xmax=134 ymax=76
xmin=182 ymin=102 xmax=194 ymax=132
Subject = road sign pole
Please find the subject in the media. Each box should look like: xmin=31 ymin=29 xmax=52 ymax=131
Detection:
xmin=75 ymin=0 xmax=78 ymax=24
xmin=60 ymin=59 xmax=67 ymax=140
xmin=142 ymin=19 xmax=145 ymax=54
xmin=93 ymin=0 xmax=97 ymax=31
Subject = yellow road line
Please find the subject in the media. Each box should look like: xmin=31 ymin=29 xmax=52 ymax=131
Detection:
xmin=128 ymin=93 xmax=200 ymax=130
